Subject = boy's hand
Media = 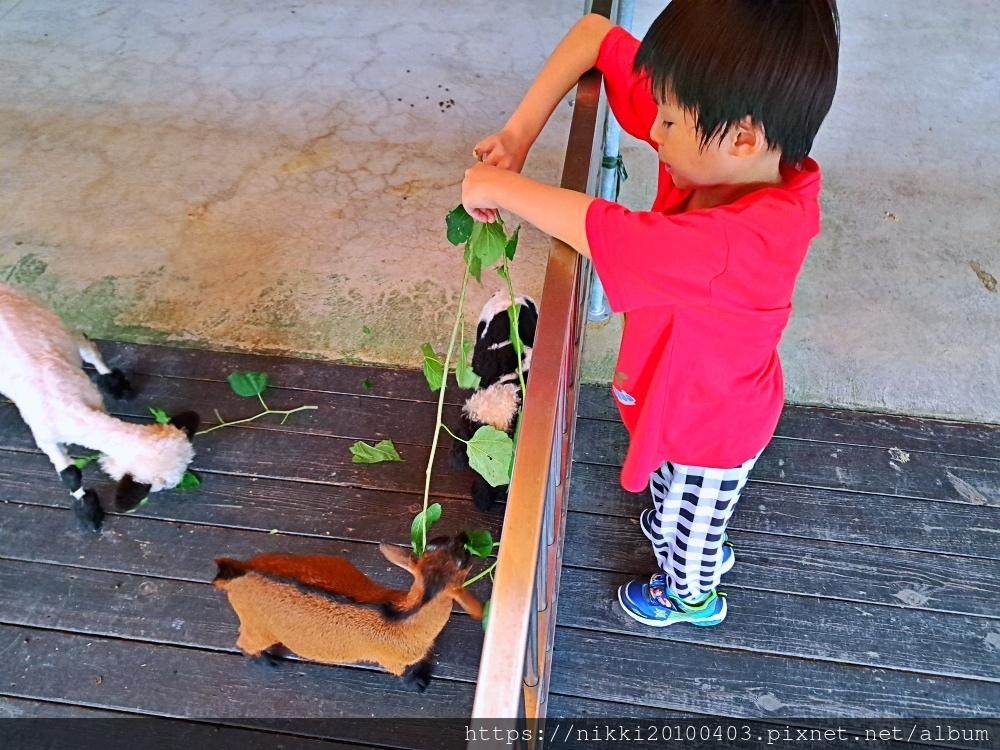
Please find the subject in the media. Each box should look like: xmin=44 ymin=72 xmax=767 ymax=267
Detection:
xmin=462 ymin=162 xmax=508 ymax=223
xmin=473 ymin=130 xmax=529 ymax=173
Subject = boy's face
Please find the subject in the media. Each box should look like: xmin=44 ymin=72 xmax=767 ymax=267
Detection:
xmin=649 ymin=95 xmax=744 ymax=191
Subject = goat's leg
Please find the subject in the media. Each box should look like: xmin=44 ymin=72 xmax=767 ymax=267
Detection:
xmin=39 ymin=441 xmax=103 ymax=533
xmin=77 ymin=336 xmax=133 ymax=401
xmin=401 ymin=659 xmax=433 ymax=693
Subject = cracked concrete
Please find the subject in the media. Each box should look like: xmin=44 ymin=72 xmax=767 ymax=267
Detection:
xmin=1 ymin=0 xmax=997 ymax=423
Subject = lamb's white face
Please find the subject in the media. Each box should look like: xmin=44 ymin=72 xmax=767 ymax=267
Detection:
xmin=100 ymin=423 xmax=195 ymax=492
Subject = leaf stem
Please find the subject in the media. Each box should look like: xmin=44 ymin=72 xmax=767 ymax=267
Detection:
xmin=196 ymin=405 xmax=318 ymax=435
xmin=501 ymin=253 xmax=527 ymax=398
xmin=421 ymin=264 xmax=473 ymax=555
xmin=463 ymin=560 xmax=498 ymax=588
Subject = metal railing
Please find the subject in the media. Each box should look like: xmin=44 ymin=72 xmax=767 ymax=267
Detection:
xmin=469 ymin=0 xmax=615 ymax=728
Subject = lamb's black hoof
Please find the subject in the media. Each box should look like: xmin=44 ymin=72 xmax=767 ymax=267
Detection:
xmin=73 ymin=490 xmax=103 ymax=533
xmin=402 ymin=659 xmax=433 ymax=693
xmin=96 ymin=368 xmax=135 ymax=401
xmin=472 ymin=478 xmax=505 ymax=512
xmin=60 ymin=465 xmax=83 ymax=492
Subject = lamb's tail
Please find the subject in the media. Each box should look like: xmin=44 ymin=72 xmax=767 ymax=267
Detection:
xmin=213 ymin=558 xmax=247 ymax=589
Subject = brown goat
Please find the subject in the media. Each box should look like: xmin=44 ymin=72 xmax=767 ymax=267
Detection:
xmin=213 ymin=533 xmax=483 ymax=692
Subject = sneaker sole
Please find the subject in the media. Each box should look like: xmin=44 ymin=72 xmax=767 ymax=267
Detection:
xmin=616 ymin=586 xmax=728 ymax=628
xmin=641 ymin=509 xmax=735 ymax=576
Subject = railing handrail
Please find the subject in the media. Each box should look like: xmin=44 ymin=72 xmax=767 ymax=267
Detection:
xmin=470 ymin=1 xmax=612 ymax=719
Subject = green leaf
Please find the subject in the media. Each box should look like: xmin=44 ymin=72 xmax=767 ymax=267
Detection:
xmin=176 ymin=470 xmax=200 ymax=490
xmin=72 ymin=454 xmax=101 ymax=470
xmin=481 ymin=599 xmax=491 ymax=632
xmin=269 ymin=528 xmax=279 ymax=535
xmin=496 ymin=264 xmax=510 ymax=285
xmin=420 ymin=343 xmax=444 ymax=392
xmin=362 ymin=379 xmax=372 ymax=390
xmin=464 ymin=529 xmax=494 ymax=558
xmin=350 ymin=439 xmax=402 ymax=464
xmin=466 ymin=425 xmax=514 ymax=487
xmin=463 ymin=245 xmax=482 ymax=283
xmin=446 ymin=204 xmax=475 ymax=246
xmin=362 ymin=326 xmax=371 ymax=335
xmin=149 ymin=407 xmax=170 ymax=424
xmin=504 ymin=225 xmax=520 ymax=261
xmin=469 ymin=220 xmax=507 ymax=267
xmin=455 ymin=340 xmax=480 ymax=390
xmin=228 ymin=371 xmax=269 ymax=397
xmin=410 ymin=502 xmax=442 ymax=557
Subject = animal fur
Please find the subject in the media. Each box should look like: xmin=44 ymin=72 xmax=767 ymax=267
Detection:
xmin=450 ymin=290 xmax=538 ymax=511
xmin=0 ymin=282 xmax=199 ymax=532
xmin=213 ymin=534 xmax=482 ymax=692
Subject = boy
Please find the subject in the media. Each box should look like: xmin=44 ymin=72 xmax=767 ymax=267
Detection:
xmin=462 ymin=0 xmax=840 ymax=626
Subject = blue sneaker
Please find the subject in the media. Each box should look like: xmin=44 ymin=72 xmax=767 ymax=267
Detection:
xmin=639 ymin=508 xmax=734 ymax=576
xmin=617 ymin=575 xmax=727 ymax=627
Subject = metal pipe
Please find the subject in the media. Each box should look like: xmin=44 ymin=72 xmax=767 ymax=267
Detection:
xmin=586 ymin=0 xmax=636 ymax=323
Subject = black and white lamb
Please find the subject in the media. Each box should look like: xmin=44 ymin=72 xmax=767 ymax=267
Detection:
xmin=0 ymin=282 xmax=199 ymax=533
xmin=450 ymin=289 xmax=538 ymax=511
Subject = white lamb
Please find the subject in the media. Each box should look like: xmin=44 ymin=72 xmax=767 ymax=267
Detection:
xmin=0 ymin=282 xmax=199 ymax=532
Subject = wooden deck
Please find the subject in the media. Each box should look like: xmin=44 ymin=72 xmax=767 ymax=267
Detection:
xmin=551 ymin=386 xmax=1000 ymax=723
xmin=1 ymin=341 xmax=999 ymax=746
xmin=0 ymin=341 xmax=499 ymax=747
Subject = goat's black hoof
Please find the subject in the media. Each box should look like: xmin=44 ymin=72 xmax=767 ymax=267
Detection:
xmin=73 ymin=490 xmax=103 ymax=533
xmin=251 ymin=653 xmax=283 ymax=671
xmin=402 ymin=659 xmax=433 ymax=693
xmin=96 ymin=368 xmax=135 ymax=401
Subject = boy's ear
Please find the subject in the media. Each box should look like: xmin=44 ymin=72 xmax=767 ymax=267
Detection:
xmin=730 ymin=117 xmax=768 ymax=157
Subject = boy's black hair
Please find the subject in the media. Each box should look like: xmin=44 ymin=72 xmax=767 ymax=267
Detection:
xmin=634 ymin=0 xmax=840 ymax=164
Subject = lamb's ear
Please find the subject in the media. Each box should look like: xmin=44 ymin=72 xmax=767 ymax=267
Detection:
xmin=113 ymin=474 xmax=152 ymax=512
xmin=168 ymin=411 xmax=200 ymax=438
xmin=379 ymin=543 xmax=417 ymax=574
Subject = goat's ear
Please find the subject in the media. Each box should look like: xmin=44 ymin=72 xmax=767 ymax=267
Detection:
xmin=113 ymin=474 xmax=152 ymax=512
xmin=168 ymin=411 xmax=200 ymax=438
xmin=453 ymin=587 xmax=484 ymax=620
xmin=379 ymin=543 xmax=417 ymax=574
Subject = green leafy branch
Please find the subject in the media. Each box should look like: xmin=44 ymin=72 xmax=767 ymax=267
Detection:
xmin=197 ymin=372 xmax=318 ymax=435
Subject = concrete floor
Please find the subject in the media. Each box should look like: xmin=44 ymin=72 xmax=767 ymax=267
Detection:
xmin=2 ymin=0 xmax=998 ymax=423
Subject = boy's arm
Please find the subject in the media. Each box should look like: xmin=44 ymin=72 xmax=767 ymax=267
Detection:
xmin=475 ymin=14 xmax=615 ymax=172
xmin=462 ymin=163 xmax=594 ymax=258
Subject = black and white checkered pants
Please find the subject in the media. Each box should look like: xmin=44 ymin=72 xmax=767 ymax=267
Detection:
xmin=646 ymin=453 xmax=759 ymax=602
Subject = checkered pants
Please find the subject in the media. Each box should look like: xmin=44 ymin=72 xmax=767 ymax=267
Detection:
xmin=646 ymin=454 xmax=759 ymax=602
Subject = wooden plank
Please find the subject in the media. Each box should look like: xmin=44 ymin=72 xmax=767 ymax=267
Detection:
xmin=16 ymin=368 xmax=466 ymax=446
xmin=556 ymin=568 xmax=1000 ymax=682
xmin=568 ymin=463 xmax=1000 ymax=560
xmin=561 ymin=512 xmax=1000 ymax=618
xmin=0 ymin=404 xmax=485 ymax=499
xmin=548 ymin=626 xmax=999 ymax=717
xmin=577 ymin=386 xmax=1000 ymax=460
xmin=0 ymin=623 xmax=475 ymax=745
xmin=93 ymin=340 xmax=467 ymax=405
xmin=0 ymin=696 xmax=131 ymax=718
xmin=0 ymin=557 xmax=488 ymax=686
xmin=0 ymin=717 xmax=370 ymax=750
xmin=573 ymin=418 xmax=1000 ymax=507
xmin=0 ymin=450 xmax=501 ymax=555
xmin=0 ymin=501 xmax=494 ymax=617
